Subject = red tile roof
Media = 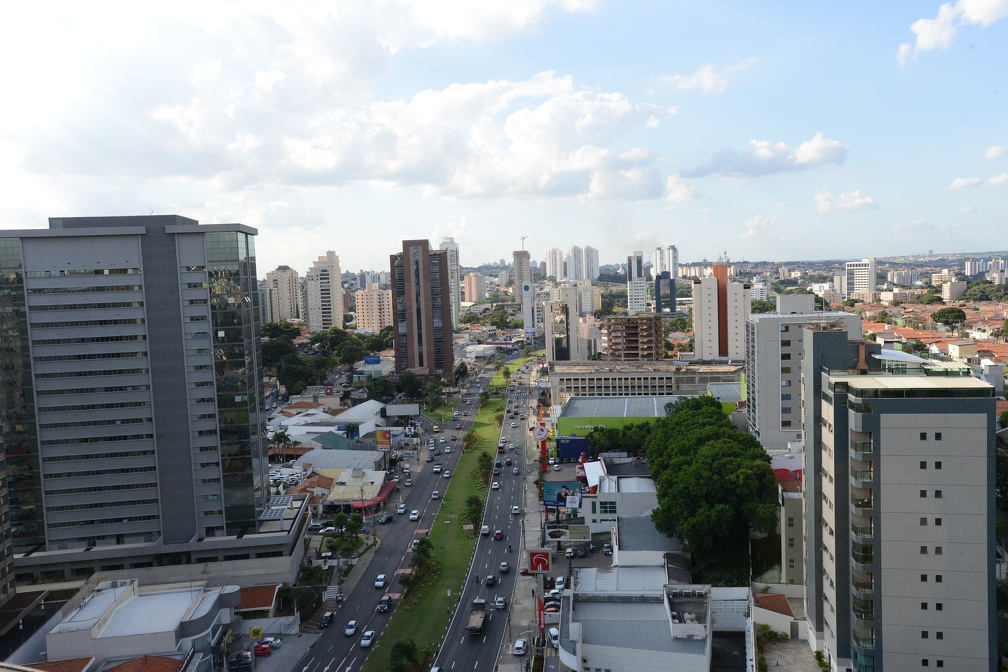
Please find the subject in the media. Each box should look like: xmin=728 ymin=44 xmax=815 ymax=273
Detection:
xmin=105 ymin=656 xmax=186 ymax=672
xmin=238 ymin=585 xmax=279 ymax=611
xmin=754 ymin=593 xmax=794 ymax=617
xmin=30 ymin=658 xmax=94 ymax=672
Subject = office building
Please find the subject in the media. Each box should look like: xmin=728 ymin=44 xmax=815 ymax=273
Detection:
xmin=803 ymin=341 xmax=995 ymax=671
xmin=265 ymin=264 xmax=302 ymax=322
xmin=584 ymin=245 xmax=600 ymax=281
xmin=391 ymin=240 xmax=454 ymax=383
xmin=844 ymin=258 xmax=877 ymax=298
xmin=0 ymin=215 xmax=277 ymax=581
xmin=692 ymin=264 xmax=749 ymax=361
xmin=355 ymin=284 xmax=393 ymax=332
xmin=567 ymin=245 xmax=585 ymax=282
xmin=654 ymin=271 xmax=675 ymax=313
xmin=626 ymin=250 xmax=648 ymax=314
xmin=546 ymin=247 xmax=565 ymax=280
xmin=745 ymin=297 xmax=861 ymax=449
xmin=513 ymin=250 xmax=533 ymax=308
xmin=303 ymin=250 xmax=343 ymax=333
xmin=600 ymin=315 xmax=663 ymax=360
xmin=440 ymin=236 xmax=461 ymax=328
xmin=463 ymin=272 xmax=485 ymax=303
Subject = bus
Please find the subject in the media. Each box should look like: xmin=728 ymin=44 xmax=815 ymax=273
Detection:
xmin=433 ymin=425 xmax=440 ymax=433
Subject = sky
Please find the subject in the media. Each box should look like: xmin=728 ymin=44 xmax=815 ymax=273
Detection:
xmin=1 ymin=1 xmax=1006 ymax=275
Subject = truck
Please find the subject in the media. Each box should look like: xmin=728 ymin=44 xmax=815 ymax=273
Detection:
xmin=465 ymin=598 xmax=487 ymax=635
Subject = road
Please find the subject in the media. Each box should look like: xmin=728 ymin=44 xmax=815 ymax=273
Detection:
xmin=289 ymin=357 xmax=535 ymax=672
xmin=432 ymin=360 xmax=536 ymax=671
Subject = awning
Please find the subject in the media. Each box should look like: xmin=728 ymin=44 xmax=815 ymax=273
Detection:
xmin=351 ymin=480 xmax=397 ymax=509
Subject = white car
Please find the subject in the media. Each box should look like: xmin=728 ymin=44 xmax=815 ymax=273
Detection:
xmin=344 ymin=620 xmax=358 ymax=636
xmin=443 ymin=470 xmax=451 ymax=478
xmin=261 ymin=637 xmax=281 ymax=649
xmin=432 ymin=465 xmax=442 ymax=473
xmin=431 ymin=490 xmax=439 ymax=499
xmin=374 ymin=574 xmax=386 ymax=589
xmin=444 ymin=446 xmax=452 ymax=453
xmin=360 ymin=630 xmax=375 ymax=648
xmin=549 ymin=627 xmax=560 ymax=648
xmin=409 ymin=509 xmax=420 ymax=521
xmin=491 ymin=481 xmax=500 ymax=490
xmin=513 ymin=467 xmax=520 ymax=475
xmin=513 ymin=639 xmax=527 ymax=656
xmin=512 ymin=505 xmax=520 ymax=515
xmin=397 ymin=503 xmax=407 ymax=514
xmin=481 ymin=525 xmax=490 ymax=535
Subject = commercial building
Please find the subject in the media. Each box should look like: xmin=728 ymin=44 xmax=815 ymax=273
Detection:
xmin=513 ymin=250 xmax=533 ymax=307
xmin=555 ymin=396 xmax=686 ymax=437
xmin=0 ymin=216 xmax=312 ymax=585
xmin=440 ymin=236 xmax=461 ymax=328
xmin=745 ymin=296 xmax=861 ymax=449
xmin=391 ymin=240 xmax=454 ymax=383
xmin=303 ymin=250 xmax=343 ymax=333
xmin=354 ymin=283 xmax=393 ymax=332
xmin=804 ymin=347 xmax=995 ymax=671
xmin=626 ymin=250 xmax=648 ymax=314
xmin=265 ymin=264 xmax=302 ymax=322
xmin=599 ymin=314 xmax=663 ymax=360
xmin=692 ymin=264 xmax=750 ymax=361
xmin=844 ymin=258 xmax=877 ymax=298
xmin=544 ymin=286 xmax=595 ymax=362
xmin=549 ymin=361 xmax=741 ymax=406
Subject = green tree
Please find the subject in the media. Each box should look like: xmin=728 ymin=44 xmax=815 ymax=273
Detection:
xmin=464 ymin=494 xmax=484 ymax=530
xmin=399 ymin=371 xmax=423 ymax=399
xmin=461 ymin=312 xmax=479 ymax=324
xmin=309 ymin=355 xmax=335 ymax=385
xmin=343 ymin=312 xmax=354 ymax=328
xmin=262 ymin=337 xmax=297 ymax=370
xmin=477 ymin=451 xmax=493 ymax=484
xmin=931 ymin=307 xmax=966 ymax=327
xmin=494 ymin=360 xmax=503 ymax=372
xmin=366 ymin=376 xmax=395 ymax=400
xmin=915 ymin=291 xmax=943 ymax=305
xmin=338 ymin=339 xmax=367 ymax=366
xmin=751 ymin=299 xmax=776 ymax=314
xmin=346 ymin=512 xmax=364 ymax=539
xmin=389 ymin=639 xmax=420 ymax=672
xmin=502 ymin=366 xmax=512 ymax=381
xmin=261 ymin=322 xmax=301 ymax=339
xmin=646 ymin=397 xmax=776 ymax=561
xmin=1000 ymin=409 xmax=1008 ymax=430
xmin=333 ymin=512 xmax=348 ymax=537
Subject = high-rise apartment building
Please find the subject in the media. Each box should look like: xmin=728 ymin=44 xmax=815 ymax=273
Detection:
xmin=440 ymin=237 xmax=461 ymax=328
xmin=844 ymin=258 xmax=877 ymax=298
xmin=355 ymin=284 xmax=393 ymax=332
xmin=566 ymin=246 xmax=585 ymax=282
xmin=304 ymin=250 xmax=343 ymax=333
xmin=626 ymin=251 xmax=648 ymax=314
xmin=266 ymin=265 xmax=302 ymax=322
xmin=1 ymin=215 xmax=274 ymax=581
xmin=667 ymin=245 xmax=679 ymax=279
xmin=804 ymin=344 xmax=995 ymax=671
xmin=391 ymin=240 xmax=454 ymax=383
xmin=544 ymin=286 xmax=593 ymax=362
xmin=584 ymin=245 xmax=600 ymax=281
xmin=652 ymin=246 xmax=667 ymax=278
xmin=745 ymin=297 xmax=860 ymax=449
xmin=546 ymin=248 xmax=565 ymax=280
xmin=513 ymin=250 xmax=533 ymax=307
xmin=463 ymin=272 xmax=486 ymax=303
xmin=692 ymin=264 xmax=749 ymax=360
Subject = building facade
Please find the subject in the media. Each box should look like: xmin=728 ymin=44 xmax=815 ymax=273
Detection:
xmin=566 ymin=245 xmax=585 ymax=282
xmin=845 ymin=258 xmax=877 ymax=298
xmin=265 ymin=265 xmax=302 ymax=322
xmin=391 ymin=240 xmax=454 ymax=383
xmin=463 ymin=272 xmax=485 ymax=303
xmin=354 ymin=284 xmax=393 ymax=332
xmin=303 ymin=250 xmax=343 ymax=333
xmin=546 ymin=247 xmax=565 ymax=280
xmin=626 ymin=250 xmax=648 ymax=314
xmin=692 ymin=264 xmax=749 ymax=361
xmin=440 ymin=236 xmax=461 ymax=328
xmin=584 ymin=245 xmax=600 ymax=281
xmin=804 ymin=346 xmax=995 ymax=671
xmin=513 ymin=250 xmax=533 ymax=308
xmin=600 ymin=315 xmax=663 ymax=360
xmin=0 ymin=215 xmax=273 ymax=582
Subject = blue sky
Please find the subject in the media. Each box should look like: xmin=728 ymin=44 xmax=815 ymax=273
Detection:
xmin=1 ymin=1 xmax=1006 ymax=274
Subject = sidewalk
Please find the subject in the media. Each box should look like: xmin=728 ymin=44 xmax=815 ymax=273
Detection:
xmin=301 ymin=537 xmax=381 ymax=632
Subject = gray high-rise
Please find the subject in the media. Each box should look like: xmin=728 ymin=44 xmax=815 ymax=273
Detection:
xmin=1 ymin=215 xmax=271 ymax=580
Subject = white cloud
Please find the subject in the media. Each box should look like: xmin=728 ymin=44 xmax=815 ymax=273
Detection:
xmin=664 ymin=175 xmax=698 ymax=203
xmin=892 ymin=218 xmax=930 ymax=232
xmin=945 ymin=176 xmax=984 ymax=189
xmin=742 ymin=214 xmax=777 ymax=239
xmin=960 ymin=205 xmax=977 ymax=213
xmin=814 ymin=186 xmax=878 ymax=214
xmin=988 ymin=172 xmax=1008 ymax=185
xmin=985 ymin=145 xmax=1006 ymax=159
xmin=656 ymin=58 xmax=758 ymax=94
xmin=898 ymin=0 xmax=1008 ymax=64
xmin=685 ymin=132 xmax=847 ymax=178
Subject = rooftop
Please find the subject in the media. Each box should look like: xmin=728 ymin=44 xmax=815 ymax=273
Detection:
xmin=554 ymin=361 xmax=741 ymax=374
xmin=574 ymin=599 xmax=705 ymax=655
xmin=561 ymin=396 xmax=686 ymax=418
xmin=294 ymin=447 xmax=383 ymax=470
xmin=618 ymin=516 xmax=684 ymax=553
xmin=575 ymin=566 xmax=667 ymax=595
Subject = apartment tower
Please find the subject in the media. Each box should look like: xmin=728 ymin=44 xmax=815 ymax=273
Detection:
xmin=584 ymin=245 xmax=600 ymax=281
xmin=265 ymin=264 xmax=302 ymax=322
xmin=440 ymin=237 xmax=461 ymax=328
xmin=803 ymin=342 xmax=995 ymax=671
xmin=355 ymin=284 xmax=393 ymax=332
xmin=391 ymin=240 xmax=454 ymax=383
xmin=304 ymin=250 xmax=343 ymax=332
xmin=626 ymin=251 xmax=648 ymax=314
xmin=844 ymin=258 xmax=877 ymax=298
xmin=513 ymin=250 xmax=533 ymax=308
xmin=692 ymin=264 xmax=749 ymax=360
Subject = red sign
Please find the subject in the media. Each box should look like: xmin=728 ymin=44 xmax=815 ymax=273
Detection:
xmin=528 ymin=551 xmax=551 ymax=573
xmin=536 ymin=595 xmax=544 ymax=634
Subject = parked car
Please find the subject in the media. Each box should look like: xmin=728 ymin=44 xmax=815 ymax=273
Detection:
xmin=549 ymin=627 xmax=561 ymax=648
xmin=576 ymin=546 xmax=586 ymax=558
xmin=261 ymin=636 xmax=281 ymax=649
xmin=251 ymin=643 xmax=272 ymax=657
xmin=404 ymin=478 xmax=412 ymax=487
xmin=513 ymin=639 xmax=527 ymax=655
xmin=378 ymin=513 xmax=392 ymax=524
xmin=320 ymin=612 xmax=334 ymax=627
xmin=228 ymin=655 xmax=251 ymax=670
xmin=564 ymin=547 xmax=575 ymax=558
xmin=602 ymin=543 xmax=613 ymax=555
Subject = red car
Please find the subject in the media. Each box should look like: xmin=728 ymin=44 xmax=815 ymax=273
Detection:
xmin=252 ymin=643 xmax=272 ymax=657
xmin=519 ymin=567 xmax=531 ymax=576
xmin=455 ymin=423 xmax=462 ymax=429
xmin=493 ymin=529 xmax=504 ymax=540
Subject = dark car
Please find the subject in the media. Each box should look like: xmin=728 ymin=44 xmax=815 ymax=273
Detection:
xmin=576 ymin=546 xmax=587 ymax=558
xmin=377 ymin=595 xmax=391 ymax=613
xmin=320 ymin=611 xmax=334 ymax=628
xmin=378 ymin=514 xmax=392 ymax=525
xmin=228 ymin=655 xmax=251 ymax=671
xmin=485 ymin=574 xmax=497 ymax=587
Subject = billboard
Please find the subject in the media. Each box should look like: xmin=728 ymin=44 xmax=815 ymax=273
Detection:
xmin=364 ymin=355 xmax=381 ymax=365
xmin=544 ymin=524 xmax=591 ymax=542
xmin=376 ymin=429 xmax=391 ymax=447
xmin=543 ymin=481 xmax=582 ymax=508
xmin=556 ymin=436 xmax=589 ymax=462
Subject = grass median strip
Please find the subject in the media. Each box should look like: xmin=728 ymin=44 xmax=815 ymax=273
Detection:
xmin=362 ymin=398 xmax=506 ymax=671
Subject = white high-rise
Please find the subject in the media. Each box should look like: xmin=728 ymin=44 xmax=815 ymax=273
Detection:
xmin=567 ymin=245 xmax=585 ymax=281
xmin=844 ymin=258 xmax=877 ymax=297
xmin=441 ymin=237 xmax=461 ymax=328
xmin=584 ymin=246 xmax=600 ymax=281
xmin=266 ymin=265 xmax=302 ymax=322
xmin=304 ymin=250 xmax=343 ymax=333
xmin=667 ymin=245 xmax=679 ymax=279
xmin=652 ymin=247 xmax=667 ymax=278
xmin=626 ymin=251 xmax=648 ymax=314
xmin=546 ymin=248 xmax=565 ymax=280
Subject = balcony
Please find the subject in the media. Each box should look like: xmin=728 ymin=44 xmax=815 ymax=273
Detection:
xmin=852 ymin=544 xmax=874 ymax=573
xmin=850 ymin=440 xmax=874 ymax=459
xmin=851 ymin=577 xmax=875 ymax=600
xmin=852 ymin=597 xmax=875 ymax=624
xmin=852 ymin=629 xmax=876 ymax=652
xmin=851 ymin=469 xmax=874 ymax=486
xmin=850 ymin=495 xmax=874 ymax=516
xmin=853 ymin=651 xmax=876 ymax=672
xmin=851 ymin=521 xmax=874 ymax=542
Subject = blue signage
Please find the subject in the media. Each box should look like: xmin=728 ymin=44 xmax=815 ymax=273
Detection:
xmin=364 ymin=355 xmax=381 ymax=365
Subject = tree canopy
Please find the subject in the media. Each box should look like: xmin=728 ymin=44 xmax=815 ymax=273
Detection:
xmin=930 ymin=307 xmax=966 ymax=326
xmin=261 ymin=322 xmax=301 ymax=339
xmin=646 ymin=396 xmax=776 ymax=561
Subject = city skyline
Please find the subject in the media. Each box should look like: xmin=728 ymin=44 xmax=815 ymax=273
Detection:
xmin=1 ymin=2 xmax=1006 ymax=272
